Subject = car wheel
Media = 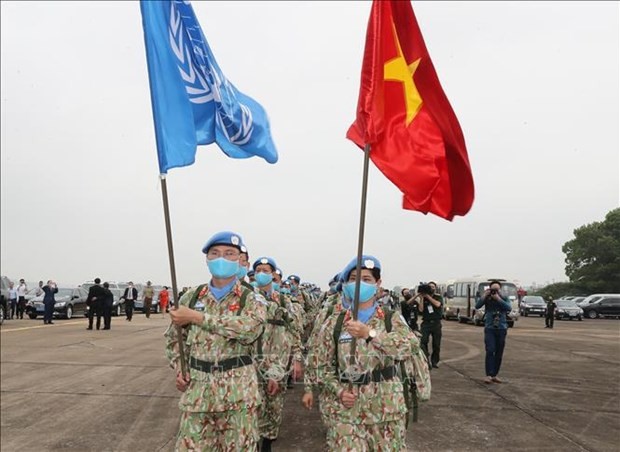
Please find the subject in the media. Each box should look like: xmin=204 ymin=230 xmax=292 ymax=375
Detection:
xmin=539 ymin=314 xmax=543 ymax=317
xmin=28 ymin=313 xmax=37 ymax=319
xmin=116 ymin=305 xmax=121 ymax=317
xmin=578 ymin=316 xmax=582 ymax=321
xmin=587 ymin=310 xmax=598 ymax=319
xmin=66 ymin=305 xmax=73 ymax=320
xmin=524 ymin=312 xmax=528 ymax=317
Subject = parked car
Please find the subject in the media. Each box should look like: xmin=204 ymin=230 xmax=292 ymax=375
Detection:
xmin=577 ymin=294 xmax=620 ymax=309
xmin=520 ymin=296 xmax=547 ymax=317
xmin=554 ymin=300 xmax=583 ymax=321
xmin=26 ymin=287 xmax=89 ymax=319
xmin=581 ymin=296 xmax=620 ymax=319
xmin=570 ymin=297 xmax=585 ymax=305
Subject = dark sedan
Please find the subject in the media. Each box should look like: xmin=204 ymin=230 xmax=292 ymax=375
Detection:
xmin=520 ymin=296 xmax=547 ymax=317
xmin=26 ymin=287 xmax=88 ymax=320
xmin=554 ymin=300 xmax=583 ymax=321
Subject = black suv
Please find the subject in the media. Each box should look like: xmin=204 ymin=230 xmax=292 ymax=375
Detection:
xmin=520 ymin=296 xmax=547 ymax=317
xmin=582 ymin=296 xmax=620 ymax=319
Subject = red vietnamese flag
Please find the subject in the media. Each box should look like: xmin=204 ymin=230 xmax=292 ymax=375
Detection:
xmin=347 ymin=0 xmax=474 ymax=221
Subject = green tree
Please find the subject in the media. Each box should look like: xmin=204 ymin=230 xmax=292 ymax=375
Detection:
xmin=562 ymin=208 xmax=620 ymax=293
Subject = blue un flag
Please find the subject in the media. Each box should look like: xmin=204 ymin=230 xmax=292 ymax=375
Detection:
xmin=140 ymin=0 xmax=278 ymax=173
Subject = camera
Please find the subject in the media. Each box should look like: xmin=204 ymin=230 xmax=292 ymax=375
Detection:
xmin=490 ymin=289 xmax=498 ymax=296
xmin=417 ymin=283 xmax=433 ymax=295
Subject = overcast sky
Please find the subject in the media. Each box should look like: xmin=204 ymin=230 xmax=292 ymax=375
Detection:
xmin=1 ymin=1 xmax=618 ymax=291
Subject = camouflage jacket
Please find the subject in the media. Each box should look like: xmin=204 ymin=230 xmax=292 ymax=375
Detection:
xmin=255 ymin=289 xmax=302 ymax=381
xmin=304 ymin=293 xmax=342 ymax=393
xmin=164 ymin=281 xmax=267 ymax=412
xmin=314 ymin=305 xmax=420 ymax=424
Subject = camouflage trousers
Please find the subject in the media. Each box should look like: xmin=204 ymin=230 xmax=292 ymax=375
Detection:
xmin=258 ymin=383 xmax=285 ymax=439
xmin=326 ymin=417 xmax=407 ymax=452
xmin=175 ymin=406 xmax=259 ymax=452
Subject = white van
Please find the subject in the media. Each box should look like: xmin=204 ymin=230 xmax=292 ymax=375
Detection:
xmin=449 ymin=277 xmax=519 ymax=327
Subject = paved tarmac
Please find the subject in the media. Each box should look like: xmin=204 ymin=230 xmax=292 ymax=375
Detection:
xmin=1 ymin=314 xmax=619 ymax=451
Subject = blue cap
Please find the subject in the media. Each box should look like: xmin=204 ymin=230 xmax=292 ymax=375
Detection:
xmin=288 ymin=275 xmax=301 ymax=283
xmin=201 ymin=231 xmax=245 ymax=254
xmin=340 ymin=255 xmax=381 ymax=282
xmin=252 ymin=256 xmax=277 ymax=271
xmin=275 ymin=268 xmax=283 ymax=277
xmin=240 ymin=245 xmax=248 ymax=255
xmin=247 ymin=270 xmax=255 ymax=278
xmin=329 ymin=273 xmax=340 ymax=285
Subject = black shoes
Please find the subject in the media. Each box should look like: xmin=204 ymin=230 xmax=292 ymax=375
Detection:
xmin=432 ymin=363 xmax=440 ymax=369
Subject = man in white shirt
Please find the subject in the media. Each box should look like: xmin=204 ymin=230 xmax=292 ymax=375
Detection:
xmin=17 ymin=279 xmax=28 ymax=319
xmin=8 ymin=282 xmax=18 ymax=320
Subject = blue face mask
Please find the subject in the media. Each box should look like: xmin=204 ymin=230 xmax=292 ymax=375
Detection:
xmin=251 ymin=281 xmax=258 ymax=288
xmin=281 ymin=287 xmax=291 ymax=295
xmin=255 ymin=272 xmax=273 ymax=287
xmin=328 ymin=285 xmax=337 ymax=294
xmin=207 ymin=257 xmax=239 ymax=279
xmin=343 ymin=281 xmax=377 ymax=303
xmin=272 ymin=283 xmax=280 ymax=292
xmin=237 ymin=266 xmax=248 ymax=280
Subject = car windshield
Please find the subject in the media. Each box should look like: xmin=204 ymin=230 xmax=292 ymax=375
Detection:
xmin=557 ymin=300 xmax=578 ymax=308
xmin=523 ymin=296 xmax=545 ymax=305
xmin=55 ymin=289 xmax=74 ymax=298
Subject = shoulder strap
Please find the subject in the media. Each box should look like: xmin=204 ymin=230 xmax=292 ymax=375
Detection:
xmin=188 ymin=284 xmax=208 ymax=310
xmin=238 ymin=287 xmax=251 ymax=316
xmin=332 ymin=311 xmax=347 ymax=377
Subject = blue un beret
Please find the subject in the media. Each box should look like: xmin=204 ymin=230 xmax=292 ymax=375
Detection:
xmin=275 ymin=268 xmax=283 ymax=277
xmin=288 ymin=275 xmax=301 ymax=283
xmin=201 ymin=231 xmax=245 ymax=254
xmin=253 ymin=256 xmax=277 ymax=271
xmin=341 ymin=255 xmax=381 ymax=282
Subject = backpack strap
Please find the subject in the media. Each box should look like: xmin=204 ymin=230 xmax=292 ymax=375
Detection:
xmin=332 ymin=311 xmax=347 ymax=377
xmin=188 ymin=284 xmax=208 ymax=310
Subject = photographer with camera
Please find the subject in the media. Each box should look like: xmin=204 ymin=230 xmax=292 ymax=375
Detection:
xmin=475 ymin=281 xmax=512 ymax=384
xmin=400 ymin=287 xmax=419 ymax=332
xmin=417 ymin=281 xmax=443 ymax=369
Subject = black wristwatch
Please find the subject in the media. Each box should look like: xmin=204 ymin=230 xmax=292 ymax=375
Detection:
xmin=365 ymin=328 xmax=377 ymax=344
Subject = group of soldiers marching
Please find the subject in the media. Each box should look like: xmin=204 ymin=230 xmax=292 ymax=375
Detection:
xmin=164 ymin=231 xmax=430 ymax=451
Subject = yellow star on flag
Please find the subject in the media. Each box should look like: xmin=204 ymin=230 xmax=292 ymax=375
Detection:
xmin=384 ymin=24 xmax=422 ymax=126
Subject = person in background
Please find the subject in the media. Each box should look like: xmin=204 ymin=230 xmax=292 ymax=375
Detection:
xmin=8 ymin=282 xmax=18 ymax=320
xmin=102 ymin=282 xmax=114 ymax=330
xmin=159 ymin=286 xmax=170 ymax=318
xmin=17 ymin=279 xmax=28 ymax=319
xmin=143 ymin=281 xmax=155 ymax=319
xmin=42 ymin=280 xmax=58 ymax=325
xmin=545 ymin=296 xmax=557 ymax=329
xmin=35 ymin=281 xmax=44 ymax=297
xmin=418 ymin=281 xmax=444 ymax=369
xmin=86 ymin=278 xmax=106 ymax=330
xmin=122 ymin=282 xmax=138 ymax=321
xmin=475 ymin=280 xmax=512 ymax=384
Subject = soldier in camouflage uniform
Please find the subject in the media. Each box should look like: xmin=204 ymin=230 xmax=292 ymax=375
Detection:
xmin=302 ymin=287 xmax=346 ymax=427
xmin=251 ymin=257 xmax=303 ymax=451
xmin=314 ymin=256 xmax=421 ymax=451
xmin=166 ymin=231 xmax=267 ymax=452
